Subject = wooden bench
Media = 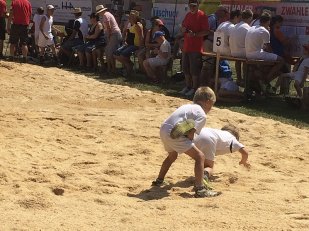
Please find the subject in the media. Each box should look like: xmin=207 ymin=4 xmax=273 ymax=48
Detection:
xmin=201 ymin=51 xmax=280 ymax=98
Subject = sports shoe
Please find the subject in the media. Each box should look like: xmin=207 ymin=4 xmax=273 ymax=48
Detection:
xmin=203 ymin=171 xmax=213 ymax=190
xmin=151 ymin=178 xmax=166 ymax=186
xmin=179 ymin=86 xmax=190 ymax=95
xmin=194 ymin=186 xmax=221 ymax=198
xmin=185 ymin=88 xmax=195 ymax=97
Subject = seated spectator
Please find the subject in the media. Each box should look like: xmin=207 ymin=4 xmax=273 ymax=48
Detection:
xmin=38 ymin=5 xmax=59 ymax=65
xmin=137 ymin=18 xmax=166 ymax=73
xmin=230 ymin=9 xmax=253 ymax=85
xmin=96 ymin=4 xmax=122 ymax=74
xmin=270 ymin=15 xmax=293 ymax=66
xmin=216 ymin=9 xmax=241 ymax=55
xmin=114 ymin=10 xmax=143 ymax=77
xmin=143 ymin=31 xmax=171 ymax=83
xmin=204 ymin=5 xmax=229 ymax=52
xmin=58 ymin=8 xmax=87 ymax=65
xmin=76 ymin=13 xmax=105 ymax=71
xmin=245 ymin=12 xmax=284 ymax=93
xmin=273 ymin=44 xmax=309 ymax=98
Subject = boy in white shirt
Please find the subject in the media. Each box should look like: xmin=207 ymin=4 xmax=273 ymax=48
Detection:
xmin=229 ymin=9 xmax=253 ymax=85
xmin=143 ymin=31 xmax=171 ymax=83
xmin=273 ymin=44 xmax=309 ymax=97
xmin=194 ymin=124 xmax=250 ymax=185
xmin=245 ymin=12 xmax=284 ymax=92
xmin=216 ymin=10 xmax=241 ymax=56
xmin=152 ymin=87 xmax=220 ymax=198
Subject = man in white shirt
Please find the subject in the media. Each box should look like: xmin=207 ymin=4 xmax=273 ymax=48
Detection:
xmin=216 ymin=9 xmax=241 ymax=56
xmin=143 ymin=31 xmax=171 ymax=83
xmin=230 ymin=9 xmax=253 ymax=85
xmin=32 ymin=7 xmax=44 ymax=47
xmin=245 ymin=12 xmax=284 ymax=92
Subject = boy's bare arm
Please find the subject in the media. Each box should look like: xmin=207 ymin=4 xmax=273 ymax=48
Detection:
xmin=185 ymin=128 xmax=196 ymax=140
xmin=238 ymin=148 xmax=250 ymax=169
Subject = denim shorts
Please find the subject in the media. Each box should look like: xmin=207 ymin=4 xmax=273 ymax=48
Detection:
xmin=114 ymin=44 xmax=138 ymax=57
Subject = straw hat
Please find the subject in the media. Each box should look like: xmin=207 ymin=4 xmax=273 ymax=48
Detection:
xmin=130 ymin=10 xmax=140 ymax=17
xmin=96 ymin=5 xmax=108 ymax=14
xmin=72 ymin=7 xmax=82 ymax=14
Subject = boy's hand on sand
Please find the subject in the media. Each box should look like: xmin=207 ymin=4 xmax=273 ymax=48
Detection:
xmin=239 ymin=160 xmax=251 ymax=169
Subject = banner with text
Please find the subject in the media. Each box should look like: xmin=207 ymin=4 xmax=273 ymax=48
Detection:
xmin=152 ymin=3 xmax=189 ymax=37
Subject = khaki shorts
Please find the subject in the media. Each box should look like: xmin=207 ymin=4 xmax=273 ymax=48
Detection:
xmin=160 ymin=125 xmax=194 ymax=154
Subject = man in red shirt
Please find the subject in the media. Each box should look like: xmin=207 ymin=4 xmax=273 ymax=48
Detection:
xmin=6 ymin=0 xmax=32 ymax=62
xmin=179 ymin=0 xmax=210 ymax=97
xmin=0 ymin=0 xmax=6 ymax=58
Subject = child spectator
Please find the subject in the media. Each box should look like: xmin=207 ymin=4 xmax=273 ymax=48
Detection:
xmin=143 ymin=31 xmax=171 ymax=83
xmin=273 ymin=44 xmax=309 ymax=98
xmin=152 ymin=87 xmax=220 ymax=198
xmin=194 ymin=124 xmax=250 ymax=186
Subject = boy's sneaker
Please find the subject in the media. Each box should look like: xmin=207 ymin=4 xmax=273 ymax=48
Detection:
xmin=151 ymin=178 xmax=166 ymax=186
xmin=203 ymin=171 xmax=213 ymax=190
xmin=179 ymin=86 xmax=190 ymax=95
xmin=194 ymin=186 xmax=221 ymax=198
xmin=185 ymin=88 xmax=195 ymax=97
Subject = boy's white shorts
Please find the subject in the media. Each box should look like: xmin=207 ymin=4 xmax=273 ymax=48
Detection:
xmin=160 ymin=126 xmax=194 ymax=154
xmin=246 ymin=50 xmax=278 ymax=61
xmin=38 ymin=33 xmax=54 ymax=48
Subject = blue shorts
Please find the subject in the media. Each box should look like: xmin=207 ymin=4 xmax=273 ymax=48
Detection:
xmin=75 ymin=41 xmax=96 ymax=53
xmin=62 ymin=38 xmax=84 ymax=51
xmin=114 ymin=45 xmax=138 ymax=57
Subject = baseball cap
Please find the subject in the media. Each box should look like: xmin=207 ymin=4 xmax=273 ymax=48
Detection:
xmin=46 ymin=5 xmax=54 ymax=10
xmin=189 ymin=0 xmax=199 ymax=6
xmin=153 ymin=31 xmax=165 ymax=40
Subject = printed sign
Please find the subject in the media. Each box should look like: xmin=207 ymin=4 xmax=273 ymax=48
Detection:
xmin=152 ymin=3 xmax=189 ymax=37
xmin=213 ymin=31 xmax=225 ymax=53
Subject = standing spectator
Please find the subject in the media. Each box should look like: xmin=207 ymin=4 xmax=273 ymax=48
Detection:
xmin=0 ymin=0 xmax=6 ymax=59
xmin=230 ymin=9 xmax=253 ymax=85
xmin=114 ymin=10 xmax=143 ymax=77
xmin=245 ymin=12 xmax=284 ymax=92
xmin=143 ymin=31 xmax=171 ymax=83
xmin=96 ymin=4 xmax=122 ymax=74
xmin=203 ymin=5 xmax=229 ymax=52
xmin=180 ymin=0 xmax=209 ymax=97
xmin=6 ymin=0 xmax=32 ymax=63
xmin=32 ymin=7 xmax=44 ymax=53
xmin=216 ymin=10 xmax=241 ymax=56
xmin=38 ymin=5 xmax=58 ymax=65
xmin=58 ymin=8 xmax=86 ymax=64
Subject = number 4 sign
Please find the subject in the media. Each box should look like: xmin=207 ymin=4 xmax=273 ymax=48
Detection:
xmin=213 ymin=31 xmax=225 ymax=53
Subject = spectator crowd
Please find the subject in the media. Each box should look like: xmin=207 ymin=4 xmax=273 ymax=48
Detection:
xmin=0 ymin=0 xmax=308 ymax=99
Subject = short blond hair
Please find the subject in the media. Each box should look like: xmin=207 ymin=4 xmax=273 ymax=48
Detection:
xmin=221 ymin=124 xmax=240 ymax=140
xmin=193 ymin=87 xmax=216 ymax=103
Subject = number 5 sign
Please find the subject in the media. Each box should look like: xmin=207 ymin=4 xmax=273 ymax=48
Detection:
xmin=213 ymin=31 xmax=225 ymax=53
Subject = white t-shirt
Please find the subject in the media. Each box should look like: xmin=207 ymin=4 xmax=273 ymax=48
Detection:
xmin=216 ymin=21 xmax=234 ymax=55
xmin=194 ymin=128 xmax=244 ymax=161
xmin=158 ymin=40 xmax=171 ymax=60
xmin=245 ymin=25 xmax=270 ymax=56
xmin=230 ymin=21 xmax=251 ymax=57
xmin=33 ymin=14 xmax=43 ymax=35
xmin=161 ymin=104 xmax=207 ymax=135
xmin=76 ymin=17 xmax=89 ymax=40
xmin=250 ymin=19 xmax=260 ymax=27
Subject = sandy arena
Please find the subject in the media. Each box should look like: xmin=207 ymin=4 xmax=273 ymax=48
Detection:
xmin=0 ymin=61 xmax=308 ymax=230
